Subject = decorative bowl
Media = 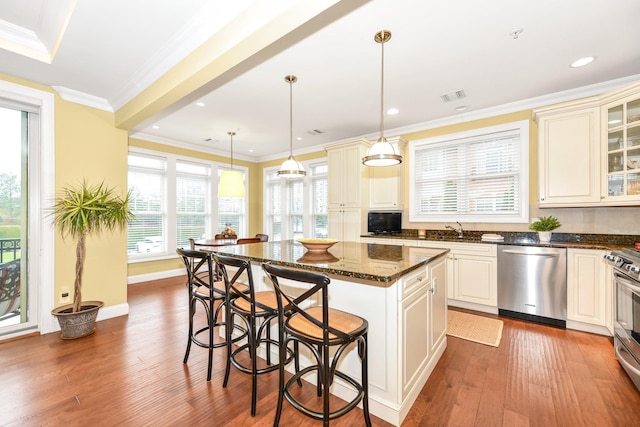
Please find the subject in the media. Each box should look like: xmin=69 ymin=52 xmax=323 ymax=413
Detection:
xmin=297 ymin=238 xmax=339 ymax=253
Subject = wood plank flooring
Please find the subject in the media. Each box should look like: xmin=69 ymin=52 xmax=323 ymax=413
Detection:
xmin=1 ymin=276 xmax=639 ymax=426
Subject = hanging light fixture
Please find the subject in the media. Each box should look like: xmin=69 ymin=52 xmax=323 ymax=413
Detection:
xmin=218 ymin=131 xmax=246 ymax=197
xmin=278 ymin=75 xmax=306 ymax=178
xmin=362 ymin=30 xmax=402 ymax=167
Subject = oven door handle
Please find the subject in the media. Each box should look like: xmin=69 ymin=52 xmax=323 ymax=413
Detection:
xmin=614 ymin=272 xmax=640 ymax=295
xmin=615 ymin=341 xmax=640 ymax=377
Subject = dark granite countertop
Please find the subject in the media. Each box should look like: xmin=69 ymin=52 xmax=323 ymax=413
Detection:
xmin=207 ymin=239 xmax=449 ymax=286
xmin=362 ymin=230 xmax=638 ymax=251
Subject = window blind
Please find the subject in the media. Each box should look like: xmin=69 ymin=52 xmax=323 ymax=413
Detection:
xmin=411 ymin=121 xmax=528 ymax=223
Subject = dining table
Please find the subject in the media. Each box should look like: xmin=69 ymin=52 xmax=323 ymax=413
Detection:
xmin=192 ymin=238 xmax=237 ymax=248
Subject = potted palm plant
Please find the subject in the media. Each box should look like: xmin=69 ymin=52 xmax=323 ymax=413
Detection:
xmin=50 ymin=181 xmax=134 ymax=339
xmin=529 ymin=216 xmax=561 ymax=243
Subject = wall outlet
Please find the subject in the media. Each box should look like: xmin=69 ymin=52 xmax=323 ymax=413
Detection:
xmin=60 ymin=289 xmax=71 ymax=304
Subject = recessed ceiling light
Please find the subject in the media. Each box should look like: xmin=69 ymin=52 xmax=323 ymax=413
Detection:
xmin=249 ymin=149 xmax=254 ymax=153
xmin=152 ymin=125 xmax=159 ymax=129
xmin=570 ymin=56 xmax=595 ymax=68
xmin=455 ymin=106 xmax=468 ymax=112
xmin=387 ymin=108 xmax=399 ymax=115
xmin=297 ymin=137 xmax=302 ymax=141
xmin=196 ymin=102 xmax=205 ymax=107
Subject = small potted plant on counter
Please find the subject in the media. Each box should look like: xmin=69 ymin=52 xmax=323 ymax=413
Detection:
xmin=50 ymin=181 xmax=134 ymax=339
xmin=529 ymin=216 xmax=561 ymax=243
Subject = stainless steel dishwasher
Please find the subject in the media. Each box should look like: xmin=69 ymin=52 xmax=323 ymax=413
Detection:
xmin=497 ymin=245 xmax=567 ymax=327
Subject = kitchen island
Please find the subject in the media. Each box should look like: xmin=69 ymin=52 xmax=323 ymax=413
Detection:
xmin=210 ymin=240 xmax=449 ymax=426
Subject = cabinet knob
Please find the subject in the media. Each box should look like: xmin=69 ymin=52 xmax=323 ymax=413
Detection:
xmin=540 ymin=197 xmax=545 ymax=201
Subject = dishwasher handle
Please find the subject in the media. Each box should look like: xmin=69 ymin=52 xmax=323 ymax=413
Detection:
xmin=501 ymin=249 xmax=561 ymax=257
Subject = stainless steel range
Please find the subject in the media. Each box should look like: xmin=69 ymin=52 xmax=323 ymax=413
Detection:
xmin=605 ymin=248 xmax=640 ymax=392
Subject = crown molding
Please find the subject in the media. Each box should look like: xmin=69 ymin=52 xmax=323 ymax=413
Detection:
xmin=52 ymin=86 xmax=113 ymax=112
xmin=387 ymin=74 xmax=640 ymax=137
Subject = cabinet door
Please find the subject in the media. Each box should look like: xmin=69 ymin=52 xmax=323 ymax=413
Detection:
xmin=369 ymin=164 xmax=402 ymax=209
xmin=567 ymin=248 xmax=607 ymax=326
xmin=452 ymin=254 xmax=497 ymax=306
xmin=602 ymin=93 xmax=640 ymax=204
xmin=343 ymin=145 xmax=362 ymax=207
xmin=538 ymin=106 xmax=601 ymax=206
xmin=327 ymin=208 xmax=361 ymax=242
xmin=429 ymin=256 xmax=447 ymax=355
xmin=327 ymin=149 xmax=345 ymax=208
xmin=400 ymin=282 xmax=429 ymax=399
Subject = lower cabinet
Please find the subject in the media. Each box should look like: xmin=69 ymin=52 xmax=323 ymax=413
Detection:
xmin=428 ymin=256 xmax=447 ymax=356
xmin=567 ymin=248 xmax=611 ymax=333
xmin=399 ymin=254 xmax=447 ymax=399
xmin=412 ymin=241 xmax=497 ymax=312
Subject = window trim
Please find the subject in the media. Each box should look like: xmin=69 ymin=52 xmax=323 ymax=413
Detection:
xmin=409 ymin=120 xmax=529 ymax=223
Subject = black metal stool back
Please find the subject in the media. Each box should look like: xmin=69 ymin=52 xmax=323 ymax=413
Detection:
xmin=176 ymin=248 xmax=233 ymax=381
xmin=214 ymin=253 xmax=293 ymax=416
xmin=262 ymin=263 xmax=371 ymax=427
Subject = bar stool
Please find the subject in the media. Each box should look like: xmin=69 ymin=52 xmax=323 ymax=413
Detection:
xmin=176 ymin=248 xmax=247 ymax=381
xmin=262 ymin=263 xmax=371 ymax=427
xmin=214 ymin=254 xmax=295 ymax=416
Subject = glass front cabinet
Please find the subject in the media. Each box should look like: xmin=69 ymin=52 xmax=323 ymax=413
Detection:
xmin=603 ymin=92 xmax=640 ymax=202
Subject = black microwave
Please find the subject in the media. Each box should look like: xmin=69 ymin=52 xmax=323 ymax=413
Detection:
xmin=367 ymin=211 xmax=402 ymax=235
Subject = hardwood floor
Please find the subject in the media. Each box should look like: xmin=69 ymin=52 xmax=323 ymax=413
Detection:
xmin=2 ymin=276 xmax=639 ymax=426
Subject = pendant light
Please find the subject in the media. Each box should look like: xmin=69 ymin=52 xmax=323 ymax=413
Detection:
xmin=362 ymin=30 xmax=402 ymax=167
xmin=278 ymin=75 xmax=306 ymax=178
xmin=218 ymin=131 xmax=246 ymax=197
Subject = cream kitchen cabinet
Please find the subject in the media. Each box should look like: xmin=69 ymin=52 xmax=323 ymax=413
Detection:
xmin=325 ymin=139 xmax=370 ymax=209
xmin=413 ymin=240 xmax=497 ymax=314
xmin=534 ymin=80 xmax=640 ymax=207
xmin=534 ymin=99 xmax=601 ymax=206
xmin=566 ymin=248 xmax=611 ymax=335
xmin=600 ymin=83 xmax=640 ymax=204
xmin=369 ymin=136 xmax=406 ymax=209
xmin=325 ymin=139 xmax=370 ymax=241
xmin=327 ymin=207 xmax=362 ymax=242
xmin=399 ymin=253 xmax=447 ymax=399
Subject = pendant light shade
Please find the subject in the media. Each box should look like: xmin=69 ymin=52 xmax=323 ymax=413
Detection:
xmin=363 ymin=30 xmax=402 ymax=167
xmin=218 ymin=131 xmax=246 ymax=197
xmin=278 ymin=75 xmax=306 ymax=178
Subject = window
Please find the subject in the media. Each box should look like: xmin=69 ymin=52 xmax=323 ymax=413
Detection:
xmin=177 ymin=160 xmax=210 ymax=247
xmin=128 ymin=148 xmax=247 ymax=260
xmin=264 ymin=160 xmax=328 ymax=240
xmin=409 ymin=120 xmax=529 ymax=223
xmin=128 ymin=154 xmax=166 ymax=255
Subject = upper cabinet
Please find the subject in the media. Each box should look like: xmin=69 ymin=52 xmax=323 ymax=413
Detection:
xmin=369 ymin=136 xmax=406 ymax=210
xmin=326 ymin=139 xmax=370 ymax=209
xmin=535 ymin=99 xmax=601 ymax=206
xmin=601 ymin=88 xmax=640 ymax=204
xmin=535 ymin=81 xmax=640 ymax=207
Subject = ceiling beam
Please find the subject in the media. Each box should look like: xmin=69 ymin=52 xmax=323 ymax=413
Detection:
xmin=115 ymin=0 xmax=370 ymax=133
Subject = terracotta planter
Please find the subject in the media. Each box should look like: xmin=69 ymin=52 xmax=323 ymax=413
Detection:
xmin=538 ymin=231 xmax=552 ymax=243
xmin=51 ymin=301 xmax=104 ymax=339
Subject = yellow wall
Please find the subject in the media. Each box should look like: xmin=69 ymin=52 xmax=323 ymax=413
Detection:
xmin=1 ymin=73 xmax=129 ymax=310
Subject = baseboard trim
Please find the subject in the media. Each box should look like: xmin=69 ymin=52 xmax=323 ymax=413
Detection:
xmin=128 ymin=269 xmax=184 ymax=284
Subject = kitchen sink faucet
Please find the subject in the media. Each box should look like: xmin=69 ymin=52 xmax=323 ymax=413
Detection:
xmin=445 ymin=222 xmax=464 ymax=238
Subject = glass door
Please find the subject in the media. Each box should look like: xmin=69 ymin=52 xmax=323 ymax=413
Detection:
xmin=0 ymin=106 xmax=27 ymax=331
xmin=606 ymin=97 xmax=640 ymax=197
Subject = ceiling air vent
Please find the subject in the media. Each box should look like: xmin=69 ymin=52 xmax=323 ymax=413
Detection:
xmin=440 ymin=90 xmax=466 ymax=103
xmin=307 ymin=129 xmax=323 ymax=136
